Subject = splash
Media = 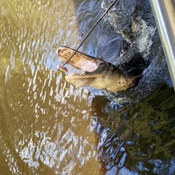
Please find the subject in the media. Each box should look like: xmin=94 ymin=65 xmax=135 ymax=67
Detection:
xmin=101 ymin=0 xmax=169 ymax=103
xmin=132 ymin=19 xmax=156 ymax=58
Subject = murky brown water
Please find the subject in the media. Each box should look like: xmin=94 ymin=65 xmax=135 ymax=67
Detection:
xmin=0 ymin=0 xmax=103 ymax=174
xmin=1 ymin=0 xmax=175 ymax=175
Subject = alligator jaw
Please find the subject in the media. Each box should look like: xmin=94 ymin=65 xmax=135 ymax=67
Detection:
xmin=57 ymin=46 xmax=100 ymax=72
xmin=56 ymin=46 xmax=136 ymax=92
xmin=57 ymin=46 xmax=109 ymax=86
xmin=65 ymin=71 xmax=108 ymax=88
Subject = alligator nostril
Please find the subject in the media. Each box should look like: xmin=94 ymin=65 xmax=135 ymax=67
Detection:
xmin=56 ymin=47 xmax=64 ymax=56
xmin=56 ymin=48 xmax=60 ymax=55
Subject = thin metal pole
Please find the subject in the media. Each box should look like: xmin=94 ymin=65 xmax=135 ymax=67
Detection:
xmin=150 ymin=0 xmax=175 ymax=90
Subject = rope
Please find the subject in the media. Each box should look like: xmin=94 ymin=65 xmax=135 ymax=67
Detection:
xmin=57 ymin=0 xmax=118 ymax=71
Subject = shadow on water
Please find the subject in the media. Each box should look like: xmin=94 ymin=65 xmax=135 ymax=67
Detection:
xmin=91 ymin=84 xmax=175 ymax=174
xmin=0 ymin=0 xmax=175 ymax=175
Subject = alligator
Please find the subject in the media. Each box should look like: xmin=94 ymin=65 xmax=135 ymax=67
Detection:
xmin=56 ymin=46 xmax=147 ymax=92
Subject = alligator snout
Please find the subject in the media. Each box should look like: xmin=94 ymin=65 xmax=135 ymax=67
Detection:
xmin=56 ymin=47 xmax=64 ymax=55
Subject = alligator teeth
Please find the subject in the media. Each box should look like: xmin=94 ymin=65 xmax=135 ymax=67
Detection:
xmin=67 ymin=71 xmax=86 ymax=76
xmin=69 ymin=72 xmax=74 ymax=76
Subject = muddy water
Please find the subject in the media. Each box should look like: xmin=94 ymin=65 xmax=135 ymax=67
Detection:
xmin=1 ymin=0 xmax=175 ymax=175
xmin=0 ymin=0 xmax=103 ymax=174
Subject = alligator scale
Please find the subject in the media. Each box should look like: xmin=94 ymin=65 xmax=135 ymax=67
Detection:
xmin=56 ymin=46 xmax=144 ymax=92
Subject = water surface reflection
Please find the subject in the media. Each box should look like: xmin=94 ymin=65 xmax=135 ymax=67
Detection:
xmin=0 ymin=0 xmax=103 ymax=174
xmin=91 ymin=84 xmax=175 ymax=174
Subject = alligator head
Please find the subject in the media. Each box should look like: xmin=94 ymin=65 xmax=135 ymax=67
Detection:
xmin=56 ymin=46 xmax=137 ymax=92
